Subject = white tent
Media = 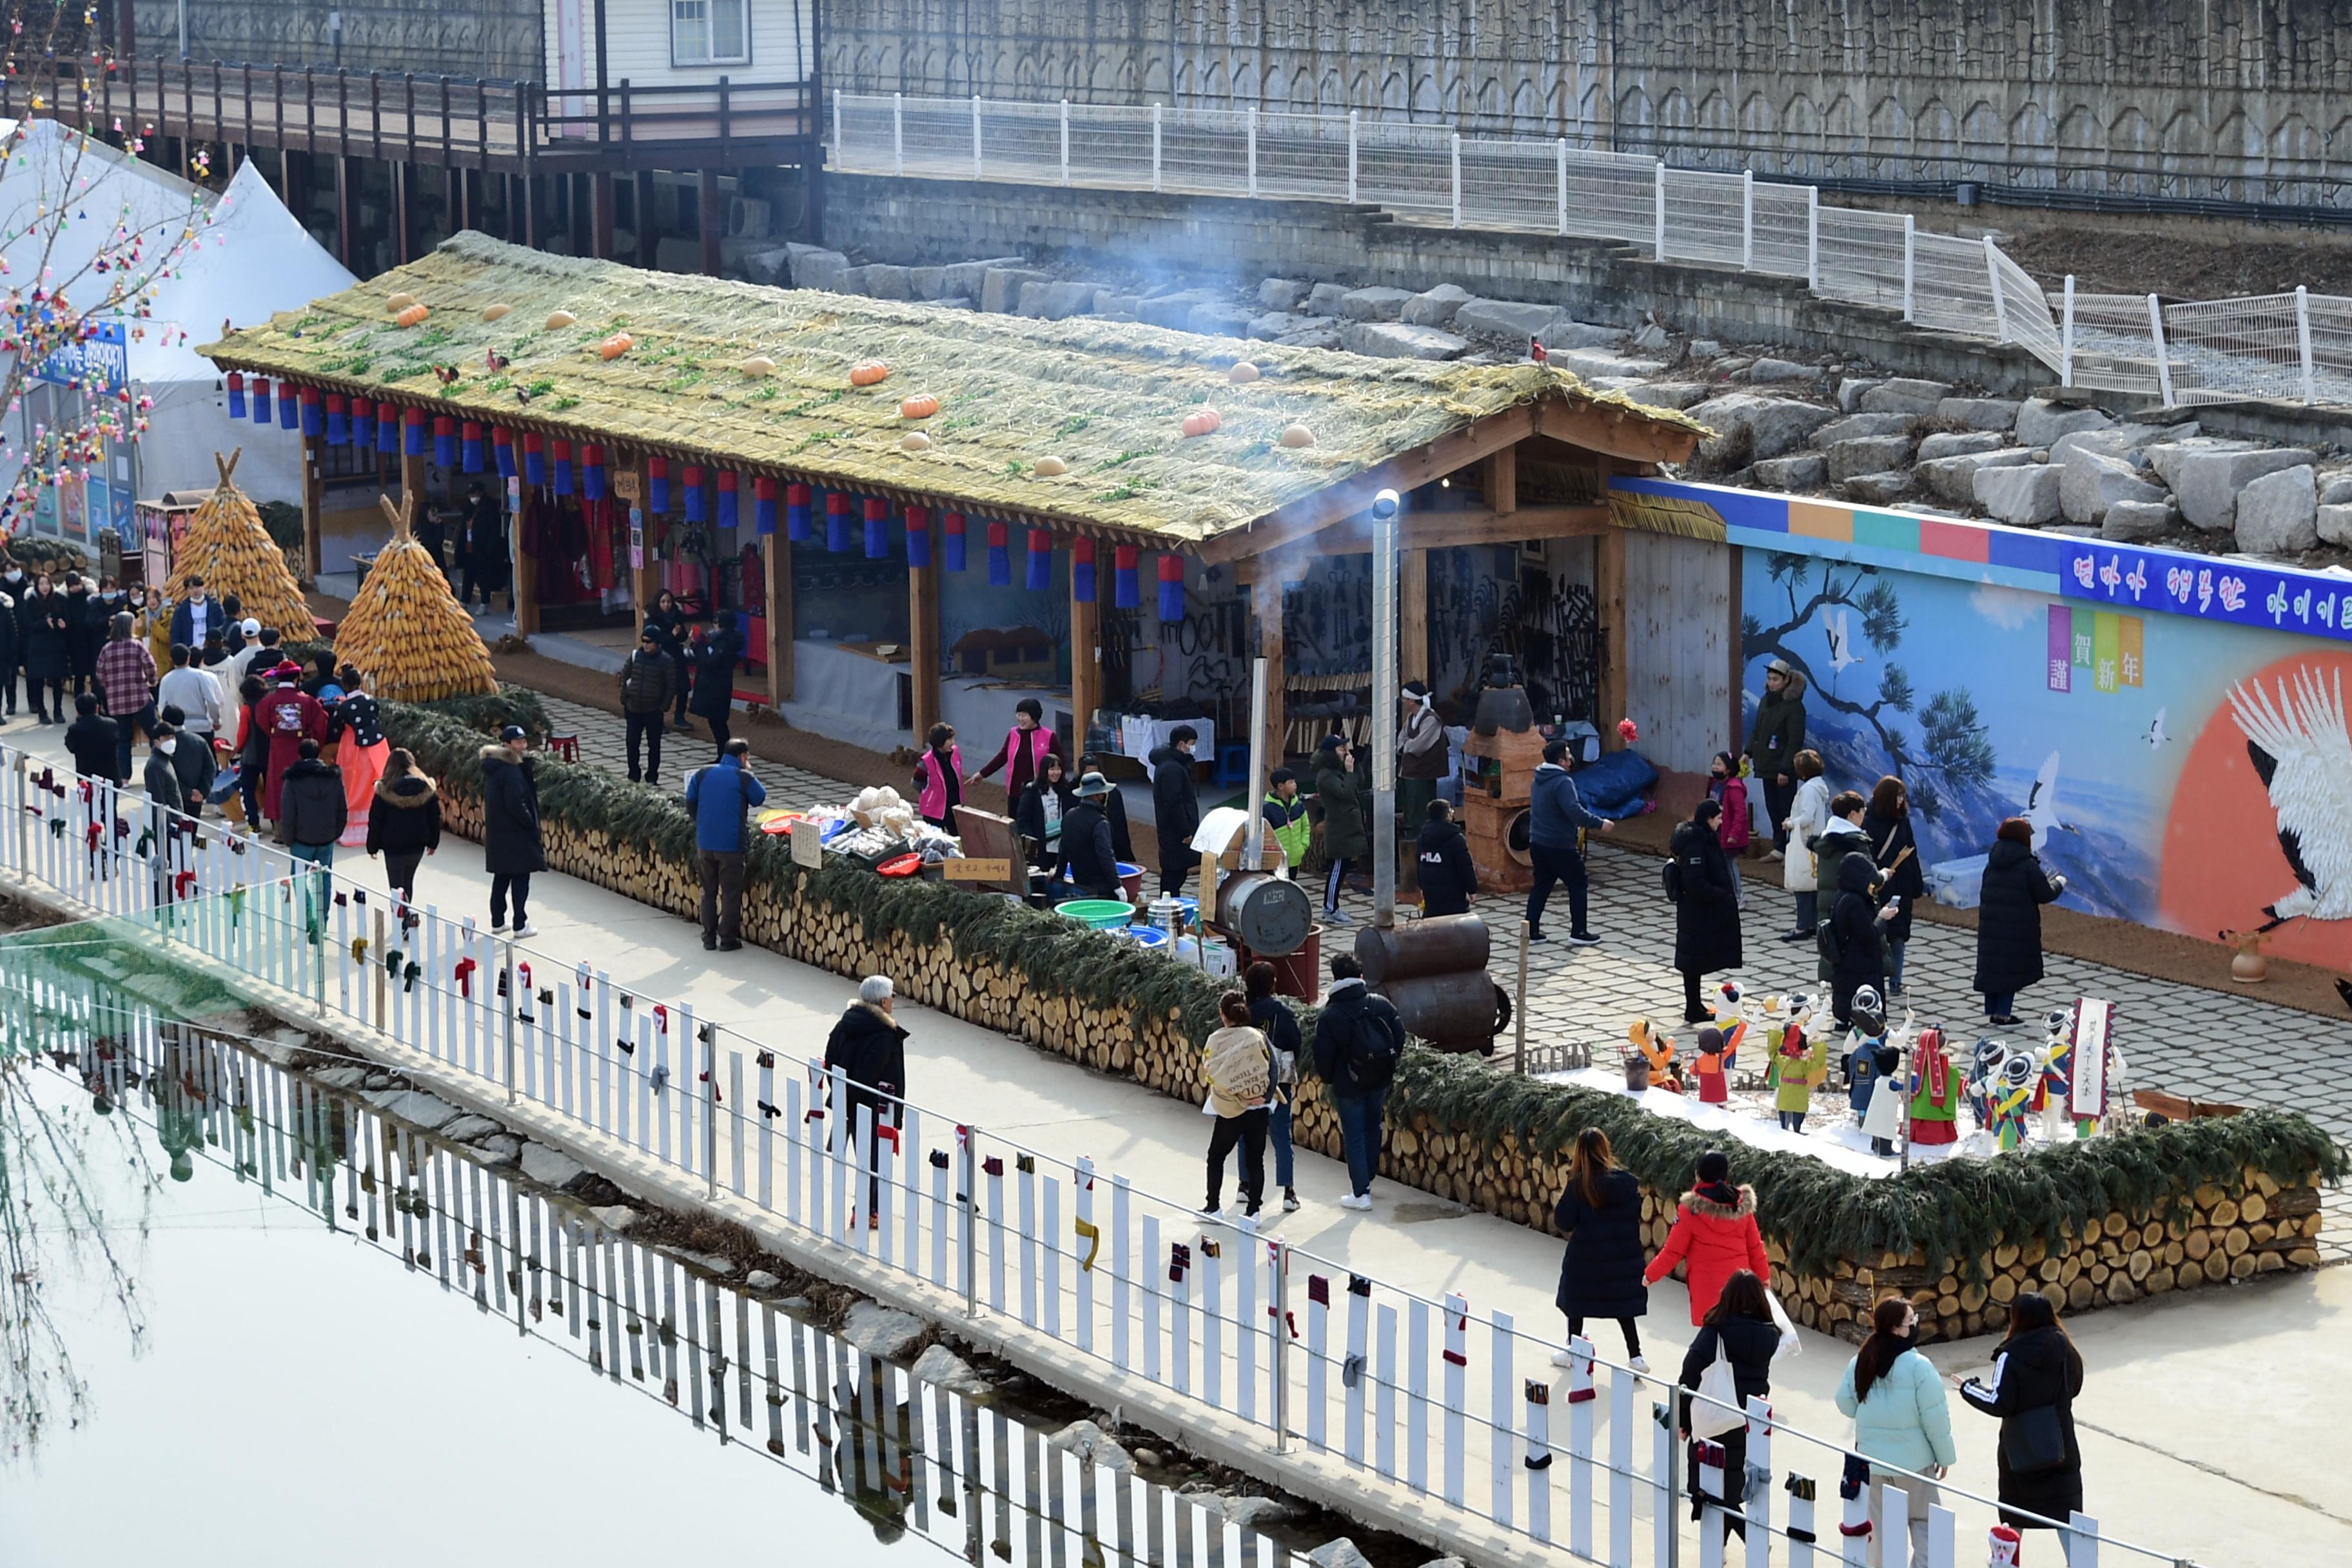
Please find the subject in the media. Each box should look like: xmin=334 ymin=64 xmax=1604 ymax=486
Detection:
xmin=0 ymin=121 xmax=354 ymax=527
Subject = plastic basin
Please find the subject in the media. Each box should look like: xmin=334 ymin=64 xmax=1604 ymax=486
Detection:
xmin=1113 ymin=925 xmax=1170 ymax=951
xmin=1055 ymin=899 xmax=1137 ymax=931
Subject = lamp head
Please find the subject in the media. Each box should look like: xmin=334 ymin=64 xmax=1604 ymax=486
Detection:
xmin=1371 ymin=487 xmax=1400 ymax=520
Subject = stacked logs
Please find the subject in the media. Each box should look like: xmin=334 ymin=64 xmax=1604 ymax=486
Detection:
xmin=433 ymin=786 xmax=2327 ymax=1340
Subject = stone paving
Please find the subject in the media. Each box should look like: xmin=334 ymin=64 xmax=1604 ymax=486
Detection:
xmin=510 ymin=691 xmax=2352 ymax=1253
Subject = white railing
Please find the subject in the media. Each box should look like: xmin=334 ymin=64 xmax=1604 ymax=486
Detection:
xmin=0 ymin=743 xmax=2201 ymax=1568
xmin=830 ymin=91 xmax=2352 ymax=411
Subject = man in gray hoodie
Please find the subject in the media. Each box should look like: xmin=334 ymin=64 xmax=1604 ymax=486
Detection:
xmin=1525 ymin=738 xmax=1612 ymax=944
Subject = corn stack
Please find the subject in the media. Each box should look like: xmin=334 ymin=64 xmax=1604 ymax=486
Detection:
xmin=334 ymin=493 xmax=498 ymax=701
xmin=158 ymin=449 xmax=314 ymax=648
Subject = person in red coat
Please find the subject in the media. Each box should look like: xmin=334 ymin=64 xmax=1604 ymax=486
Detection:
xmin=1644 ymin=1150 xmax=1771 ymax=1326
xmin=252 ymin=660 xmax=328 ymax=821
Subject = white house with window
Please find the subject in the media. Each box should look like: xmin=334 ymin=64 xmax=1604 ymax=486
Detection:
xmin=543 ymin=0 xmax=812 ymax=114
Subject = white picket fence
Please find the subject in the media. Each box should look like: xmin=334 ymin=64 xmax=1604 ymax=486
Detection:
xmin=0 ymin=741 xmax=2194 ymax=1568
xmin=827 ymin=90 xmax=2352 ymax=411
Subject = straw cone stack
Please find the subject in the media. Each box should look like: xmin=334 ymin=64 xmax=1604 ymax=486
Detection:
xmin=334 ymin=494 xmax=498 ymax=701
xmin=160 ymin=450 xmax=313 ymax=642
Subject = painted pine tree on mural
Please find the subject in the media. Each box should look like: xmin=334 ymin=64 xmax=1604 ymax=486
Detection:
xmin=1740 ymin=552 xmax=1994 ymax=822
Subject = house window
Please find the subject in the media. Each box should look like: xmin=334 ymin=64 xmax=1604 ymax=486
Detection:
xmin=671 ymin=0 xmax=749 ymax=66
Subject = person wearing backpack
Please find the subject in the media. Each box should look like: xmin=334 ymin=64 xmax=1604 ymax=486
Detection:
xmin=1958 ymin=1291 xmax=2086 ymax=1539
xmin=1668 ymin=798 xmax=1743 ymax=1023
xmin=1311 ymin=953 xmax=1404 ymax=1210
xmin=1200 ymin=991 xmax=1274 ymax=1220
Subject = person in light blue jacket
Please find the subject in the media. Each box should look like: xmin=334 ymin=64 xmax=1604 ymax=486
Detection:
xmin=1525 ymin=738 xmax=1614 ymax=944
xmin=1835 ymin=1295 xmax=1958 ymax=1568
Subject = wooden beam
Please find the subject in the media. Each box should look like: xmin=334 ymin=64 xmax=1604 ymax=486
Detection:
xmin=629 ymin=453 xmax=659 ymax=637
xmin=1252 ymin=573 xmax=1285 ymax=773
xmin=1536 ymin=399 xmax=1701 ymax=466
xmin=592 ymin=172 xmax=616 ymax=260
xmin=698 ymin=169 xmax=723 ymax=276
xmin=1233 ymin=504 xmax=1612 ymax=577
xmin=1194 ymin=406 xmax=1539 ymax=565
xmin=1069 ymin=571 xmax=1101 ymax=758
xmin=302 ymin=435 xmax=326 ymax=581
xmin=1400 ymin=548 xmax=1429 ymax=687
xmin=511 ymin=482 xmax=540 ymax=634
xmin=634 ymin=170 xmax=658 ymax=268
xmin=1596 ymin=525 xmax=1627 ymax=745
xmin=1485 ymin=442 xmax=1517 ymax=514
xmin=909 ymin=545 xmax=941 ymax=741
xmin=764 ymin=532 xmax=794 ymax=705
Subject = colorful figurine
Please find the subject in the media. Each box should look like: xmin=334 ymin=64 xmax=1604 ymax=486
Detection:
xmin=1709 ymin=980 xmax=1749 ymax=1072
xmin=1692 ymin=1025 xmax=1729 ymax=1104
xmin=1906 ymin=1026 xmax=1960 ymax=1146
xmin=1765 ymin=1004 xmax=1828 ymax=1132
xmin=1627 ymin=1017 xmax=1683 ymax=1092
xmin=1844 ymin=986 xmax=1902 ymax=1156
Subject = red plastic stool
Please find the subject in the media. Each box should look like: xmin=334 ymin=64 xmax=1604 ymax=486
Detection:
xmin=547 ymin=734 xmax=580 ymax=761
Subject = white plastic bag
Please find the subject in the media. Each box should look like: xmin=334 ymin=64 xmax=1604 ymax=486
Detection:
xmin=1767 ymin=1288 xmax=1802 ymax=1361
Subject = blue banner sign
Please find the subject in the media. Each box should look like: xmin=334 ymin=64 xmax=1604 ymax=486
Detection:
xmin=31 ymin=317 xmax=128 ymax=397
xmin=2057 ymin=538 xmax=2352 ymax=643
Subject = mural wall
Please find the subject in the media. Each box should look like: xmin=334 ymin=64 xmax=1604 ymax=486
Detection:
xmin=1731 ymin=531 xmax=2352 ymax=970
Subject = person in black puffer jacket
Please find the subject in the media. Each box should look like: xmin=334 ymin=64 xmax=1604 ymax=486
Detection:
xmin=825 ymin=976 xmax=910 ymax=1218
xmin=1974 ymin=817 xmax=2066 ymax=1026
xmin=1827 ymin=850 xmax=1892 ymax=1025
xmin=1552 ymin=1128 xmax=1650 ymax=1367
xmin=480 ymin=727 xmax=547 ymax=936
xmin=1676 ymin=1269 xmax=1783 ymax=1541
xmin=688 ymin=610 xmax=745 ymax=754
xmin=1415 ymin=799 xmax=1479 ymax=917
xmin=366 ymin=747 xmax=442 ymax=920
xmin=1861 ymin=776 xmax=1925 ymax=997
xmin=1959 ymin=1292 xmax=2086 ymax=1536
xmin=1669 ymin=799 xmax=1742 ymax=1023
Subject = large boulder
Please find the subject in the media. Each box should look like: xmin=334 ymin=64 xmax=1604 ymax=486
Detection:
xmin=785 ymin=242 xmax=850 ymax=290
xmin=2320 ymin=503 xmax=2352 ymax=547
xmin=1750 ymin=453 xmax=1828 ymax=490
xmin=1338 ymin=285 xmax=1417 ymax=321
xmin=1814 ymin=411 xmax=1916 ymax=446
xmin=2015 ymin=398 xmax=2113 ymax=447
xmin=1917 ymin=429 xmax=2009 ymax=460
xmin=1843 ymin=470 xmax=1914 ymax=505
xmin=1550 ymin=347 xmax=1667 ymax=380
xmin=1630 ymin=382 xmax=1712 ymax=410
xmin=1275 ymin=322 xmax=1345 ymax=349
xmin=2059 ymin=449 xmax=2167 ymax=525
xmin=856 ymin=264 xmax=915 ymax=300
xmin=2146 ymin=434 xmax=2256 ymax=491
xmin=1825 ymin=433 xmax=1918 ymax=484
xmin=1248 ymin=311 xmax=1313 ymax=340
xmin=1400 ymin=283 xmax=1474 ymax=326
xmin=1974 ymin=462 xmax=2063 ymax=526
xmin=1304 ymin=282 xmax=1351 ymax=317
xmin=2233 ymin=464 xmax=2319 ymax=554
xmin=1452 ymin=299 xmax=1560 ymax=342
xmin=908 ymin=265 xmax=949 ymax=300
xmin=1859 ymin=377 xmax=1952 ymax=415
xmin=1748 ymin=357 xmax=1818 ymax=383
xmin=981 ymin=266 xmax=1051 ymax=313
xmin=1184 ymin=303 xmax=1255 ymax=338
xmin=2320 ymin=472 xmax=2352 ymax=506
xmin=1017 ymin=279 xmax=1098 ymax=320
xmin=1339 ymin=321 xmax=1469 ymax=360
xmin=1258 ymin=277 xmax=1311 ymax=312
xmin=1921 ymin=447 xmax=2035 ymax=507
xmin=1686 ymin=394 xmax=1837 ymax=462
xmin=1133 ymin=288 xmax=1218 ymax=328
xmin=2052 ymin=422 xmax=2196 ymax=468
xmin=941 ymin=257 xmax=1024 ymax=299
xmin=1837 ymin=378 xmax=1884 ymax=412
xmin=2173 ymin=447 xmax=2318 ymax=533
xmin=2102 ymin=499 xmax=2179 ymax=542
xmin=1934 ymin=397 xmax=2021 ymax=431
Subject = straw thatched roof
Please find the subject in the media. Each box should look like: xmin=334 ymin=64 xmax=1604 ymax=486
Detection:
xmin=198 ymin=232 xmax=1705 ymax=550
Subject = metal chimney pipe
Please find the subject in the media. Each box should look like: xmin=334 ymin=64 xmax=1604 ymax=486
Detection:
xmin=1243 ymin=654 xmax=1269 ymax=872
xmin=1370 ymin=487 xmax=1401 ymax=928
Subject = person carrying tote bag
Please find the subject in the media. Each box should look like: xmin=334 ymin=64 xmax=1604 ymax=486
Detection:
xmin=1675 ymin=1269 xmax=1778 ymax=1542
xmin=1959 ymin=1291 xmax=2086 ymax=1536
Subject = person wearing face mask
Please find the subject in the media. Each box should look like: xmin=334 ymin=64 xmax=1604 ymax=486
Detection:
xmin=1837 ymin=1295 xmax=1957 ymax=1568
xmin=22 ymin=573 xmax=70 ymax=723
xmin=142 ymin=721 xmax=186 ymax=811
xmin=168 ymin=576 xmax=218 ymax=654
xmin=63 ymin=573 xmax=106 ymax=698
xmin=1395 ymin=680 xmax=1450 ymax=876
xmin=1705 ymin=751 xmax=1751 ymax=907
xmin=1014 ymin=750 xmax=1077 ymax=880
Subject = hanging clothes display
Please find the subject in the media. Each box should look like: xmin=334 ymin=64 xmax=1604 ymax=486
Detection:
xmin=523 ymin=492 xmax=593 ymax=607
xmin=585 ymin=495 xmax=618 ymax=596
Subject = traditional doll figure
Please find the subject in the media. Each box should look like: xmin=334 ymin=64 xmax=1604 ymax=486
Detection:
xmin=1988 ymin=1525 xmax=2023 ymax=1567
xmin=1708 ymin=980 xmax=1749 ymax=1073
xmin=1906 ymin=1026 xmax=1960 ymax=1146
xmin=1627 ymin=1017 xmax=1682 ymax=1092
xmin=2038 ymin=1006 xmax=2080 ymax=1143
xmin=1984 ymin=1040 xmax=2046 ymax=1151
xmin=1691 ymin=1025 xmax=1730 ymax=1104
xmin=1765 ymin=1005 xmax=1828 ymax=1133
xmin=1845 ymin=986 xmax=1903 ymax=1155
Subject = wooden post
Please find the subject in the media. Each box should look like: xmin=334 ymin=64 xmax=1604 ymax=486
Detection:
xmin=1399 ymin=547 xmax=1429 ymax=688
xmin=634 ymin=169 xmax=658 ymax=267
xmin=698 ymin=168 xmax=723 ymax=276
xmin=629 ymin=452 xmax=658 ymax=637
xmin=398 ymin=448 xmax=429 ymax=551
xmin=1070 ymin=548 xmax=1101 ymax=752
xmin=1252 ymin=573 xmax=1285 ymax=770
xmin=511 ymin=474 xmax=540 ymax=634
xmin=1595 ymin=525 xmax=1627 ymax=748
xmin=764 ymin=531 xmax=794 ymax=705
xmin=302 ymin=435 xmax=326 ymax=580
xmin=909 ymin=543 xmax=941 ymax=741
xmin=1485 ymin=442 xmax=1518 ymax=514
xmin=392 ymin=161 xmax=413 ymax=263
xmin=592 ymin=171 xmax=616 ymax=259
xmin=337 ymin=155 xmax=361 ymax=271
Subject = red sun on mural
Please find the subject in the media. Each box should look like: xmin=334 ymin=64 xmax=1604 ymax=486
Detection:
xmin=2162 ymin=650 xmax=2352 ymax=970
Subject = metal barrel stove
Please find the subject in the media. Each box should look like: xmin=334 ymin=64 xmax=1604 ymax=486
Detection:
xmin=1353 ymin=914 xmax=1508 ymax=1055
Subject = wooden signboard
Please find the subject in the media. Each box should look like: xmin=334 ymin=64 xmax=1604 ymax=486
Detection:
xmin=943 ymin=858 xmax=1014 ymax=883
xmin=613 ymin=469 xmax=642 ymax=502
xmin=790 ymin=818 xmax=823 ymax=869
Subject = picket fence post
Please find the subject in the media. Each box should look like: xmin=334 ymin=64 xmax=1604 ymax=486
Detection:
xmin=2149 ymin=293 xmax=2176 ymax=407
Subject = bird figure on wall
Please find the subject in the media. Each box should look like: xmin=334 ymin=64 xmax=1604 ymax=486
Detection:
xmin=1823 ymin=605 xmax=1863 ymax=677
xmin=2019 ymin=751 xmax=2079 ymax=853
xmin=2229 ymin=665 xmax=2352 ymax=930
xmin=2144 ymin=707 xmax=2168 ymax=748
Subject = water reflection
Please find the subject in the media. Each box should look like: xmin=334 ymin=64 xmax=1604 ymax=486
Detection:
xmin=5 ymin=1020 xmax=1304 ymax=1568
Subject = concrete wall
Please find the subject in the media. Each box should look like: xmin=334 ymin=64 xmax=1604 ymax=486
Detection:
xmin=826 ymin=0 xmax=2352 ymax=208
xmin=822 ymin=172 xmax=2053 ymax=393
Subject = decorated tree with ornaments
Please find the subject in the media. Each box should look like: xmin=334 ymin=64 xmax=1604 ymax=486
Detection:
xmin=0 ymin=2 xmax=217 ymax=539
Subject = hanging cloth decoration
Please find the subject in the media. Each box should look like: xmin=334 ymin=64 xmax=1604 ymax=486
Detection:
xmin=943 ymin=510 xmax=968 ymax=572
xmin=647 ymin=455 xmax=670 ymax=513
xmin=825 ymin=491 xmax=852 ymax=553
xmin=714 ymin=469 xmax=738 ymax=529
xmin=1157 ymin=553 xmax=1184 ymax=622
xmin=325 ymin=393 xmax=349 ymax=446
xmin=461 ymin=420 xmax=484 ymax=472
xmin=865 ymin=497 xmax=889 ymax=558
xmin=783 ymin=481 xmax=809 ymax=541
xmin=249 ymin=377 xmax=273 ymax=425
xmin=377 ymin=400 xmax=400 ymax=453
xmin=1026 ymin=528 xmax=1053 ymax=591
xmin=226 ymin=371 xmax=247 ymax=419
xmin=550 ymin=438 xmax=574 ymax=496
xmin=1072 ymin=536 xmax=1096 ymax=602
xmin=353 ymin=397 xmax=377 ymax=448
xmin=522 ymin=431 xmax=546 ymax=484
xmin=1114 ymin=544 xmax=1139 ymax=609
xmin=986 ymin=520 xmax=1011 ymax=585
xmin=755 ymin=476 xmax=779 ymax=535
xmin=433 ymin=415 xmax=458 ymax=467
xmin=299 ymin=385 xmax=323 ymax=437
xmin=582 ymin=443 xmax=607 ymax=501
xmin=905 ymin=504 xmax=931 ymax=568
xmin=403 ymin=406 xmax=428 ymax=456
xmin=491 ymin=424 xmax=515 ymax=477
xmin=682 ymin=464 xmax=707 ymax=523
xmin=280 ymin=383 xmax=302 ymax=430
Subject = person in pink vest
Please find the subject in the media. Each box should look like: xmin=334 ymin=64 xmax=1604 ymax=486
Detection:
xmin=973 ymin=697 xmax=1055 ymax=803
xmin=912 ymin=722 xmax=963 ymax=829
